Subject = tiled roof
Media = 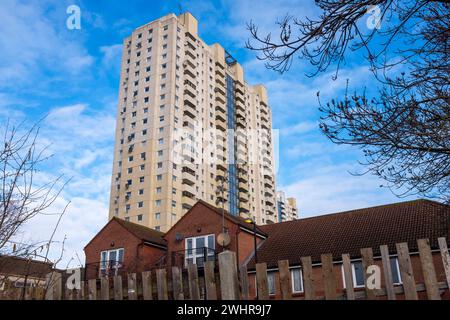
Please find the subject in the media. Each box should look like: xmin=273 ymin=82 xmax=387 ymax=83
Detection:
xmin=248 ymin=199 xmax=449 ymax=269
xmin=195 ymin=200 xmax=268 ymax=237
xmin=113 ymin=217 xmax=167 ymax=247
xmin=0 ymin=255 xmax=53 ymax=278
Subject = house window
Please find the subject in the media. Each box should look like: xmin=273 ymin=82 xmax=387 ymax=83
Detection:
xmin=185 ymin=234 xmax=215 ymax=267
xmin=351 ymin=261 xmax=365 ymax=288
xmin=100 ymin=248 xmax=124 ymax=276
xmin=267 ymin=272 xmax=276 ymax=295
xmin=137 ymin=214 xmax=143 ymax=221
xmin=291 ymin=268 xmax=304 ymax=293
xmin=390 ymin=257 xmax=403 ymax=285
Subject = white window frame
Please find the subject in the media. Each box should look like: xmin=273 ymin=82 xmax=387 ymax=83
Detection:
xmin=290 ymin=268 xmax=304 ymax=293
xmin=390 ymin=257 xmax=403 ymax=285
xmin=267 ymin=272 xmax=276 ymax=296
xmin=99 ymin=248 xmax=124 ymax=276
xmin=184 ymin=234 xmax=215 ymax=267
xmin=341 ymin=260 xmax=365 ymax=289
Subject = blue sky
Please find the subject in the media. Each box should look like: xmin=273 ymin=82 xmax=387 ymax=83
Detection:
xmin=0 ymin=0 xmax=416 ymax=267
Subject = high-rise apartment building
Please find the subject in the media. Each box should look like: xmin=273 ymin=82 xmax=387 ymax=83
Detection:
xmin=276 ymin=191 xmax=298 ymax=222
xmin=109 ymin=13 xmax=277 ymax=231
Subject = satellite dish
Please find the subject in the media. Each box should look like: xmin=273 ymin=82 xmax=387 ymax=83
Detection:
xmin=217 ymin=232 xmax=231 ymax=247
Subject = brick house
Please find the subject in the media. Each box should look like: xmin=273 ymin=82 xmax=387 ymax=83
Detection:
xmin=84 ymin=199 xmax=449 ymax=300
xmin=84 ymin=217 xmax=166 ymax=279
xmin=245 ymin=199 xmax=449 ymax=300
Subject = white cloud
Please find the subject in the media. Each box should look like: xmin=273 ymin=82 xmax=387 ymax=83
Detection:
xmin=0 ymin=0 xmax=94 ymax=87
xmin=280 ymin=162 xmax=417 ymax=218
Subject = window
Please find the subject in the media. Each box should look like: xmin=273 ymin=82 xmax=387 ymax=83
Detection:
xmin=137 ymin=214 xmax=143 ymax=221
xmin=100 ymin=248 xmax=124 ymax=276
xmin=291 ymin=269 xmax=304 ymax=293
xmin=139 ymin=189 xmax=144 ymax=195
xmin=185 ymin=234 xmax=215 ymax=267
xmin=155 ymin=199 xmax=161 ymax=206
xmin=351 ymin=261 xmax=365 ymax=288
xmin=138 ymin=201 xmax=143 ymax=208
xmin=267 ymin=272 xmax=276 ymax=295
xmin=156 ymin=187 xmax=162 ymax=194
xmin=390 ymin=257 xmax=403 ymax=285
xmin=155 ymin=212 xmax=161 ymax=220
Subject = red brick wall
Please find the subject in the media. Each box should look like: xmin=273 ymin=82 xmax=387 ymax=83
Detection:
xmin=164 ymin=203 xmax=263 ymax=267
xmin=84 ymin=220 xmax=165 ymax=279
xmin=247 ymin=252 xmax=450 ymax=300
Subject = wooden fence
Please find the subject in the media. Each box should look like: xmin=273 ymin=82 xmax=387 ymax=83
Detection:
xmin=1 ymin=237 xmax=449 ymax=300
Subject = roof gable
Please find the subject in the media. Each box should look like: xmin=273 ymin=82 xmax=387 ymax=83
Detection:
xmin=84 ymin=217 xmax=166 ymax=250
xmin=164 ymin=200 xmax=267 ymax=238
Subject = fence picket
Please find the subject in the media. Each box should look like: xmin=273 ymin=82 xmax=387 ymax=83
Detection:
xmin=127 ymin=273 xmax=138 ymax=300
xmin=218 ymin=251 xmax=240 ymax=300
xmin=204 ymin=260 xmax=217 ymax=300
xmin=155 ymin=269 xmax=168 ymax=300
xmin=187 ymin=263 xmax=200 ymax=300
xmin=301 ymin=256 xmax=315 ymax=300
xmin=172 ymin=266 xmax=184 ymax=300
xmin=142 ymin=271 xmax=153 ymax=300
xmin=396 ymin=242 xmax=418 ymax=300
xmin=361 ymin=247 xmax=376 ymax=299
xmin=88 ymin=279 xmax=97 ymax=300
xmin=113 ymin=276 xmax=123 ymax=300
xmin=240 ymin=265 xmax=249 ymax=300
xmin=417 ymin=239 xmax=440 ymax=300
xmin=100 ymin=277 xmax=109 ymax=300
xmin=380 ymin=245 xmax=396 ymax=300
xmin=255 ymin=263 xmax=269 ymax=300
xmin=342 ymin=254 xmax=355 ymax=300
xmin=45 ymin=272 xmax=62 ymax=300
xmin=438 ymin=237 xmax=450 ymax=289
xmin=278 ymin=260 xmax=291 ymax=300
xmin=321 ymin=254 xmax=337 ymax=300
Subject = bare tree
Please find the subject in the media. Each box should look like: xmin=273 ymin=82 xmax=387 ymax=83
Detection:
xmin=247 ymin=0 xmax=450 ymax=199
xmin=0 ymin=120 xmax=70 ymax=296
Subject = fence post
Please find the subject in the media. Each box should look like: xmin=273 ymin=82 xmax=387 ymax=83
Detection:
xmin=342 ymin=254 xmax=355 ymax=300
xmin=142 ymin=271 xmax=153 ymax=300
xmin=187 ymin=263 xmax=200 ymax=300
xmin=100 ymin=277 xmax=109 ymax=300
xmin=301 ymin=256 xmax=315 ymax=300
xmin=396 ymin=242 xmax=418 ymax=300
xmin=88 ymin=279 xmax=97 ymax=300
xmin=239 ymin=265 xmax=249 ymax=300
xmin=113 ymin=276 xmax=123 ymax=300
xmin=172 ymin=266 xmax=184 ymax=300
xmin=156 ymin=269 xmax=168 ymax=300
xmin=218 ymin=251 xmax=240 ymax=300
xmin=361 ymin=247 xmax=376 ymax=299
xmin=417 ymin=239 xmax=440 ymax=300
xmin=278 ymin=260 xmax=292 ymax=300
xmin=255 ymin=262 xmax=269 ymax=300
xmin=321 ymin=254 xmax=337 ymax=300
xmin=45 ymin=272 xmax=62 ymax=300
xmin=380 ymin=245 xmax=396 ymax=300
xmin=438 ymin=237 xmax=450 ymax=290
xmin=204 ymin=260 xmax=217 ymax=300
xmin=128 ymin=273 xmax=138 ymax=300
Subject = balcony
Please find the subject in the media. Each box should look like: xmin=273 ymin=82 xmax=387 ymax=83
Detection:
xmin=182 ymin=196 xmax=196 ymax=209
xmin=184 ymin=106 xmax=196 ymax=119
xmin=239 ymin=192 xmax=249 ymax=203
xmin=215 ymin=76 xmax=225 ymax=87
xmin=183 ymin=63 xmax=196 ymax=79
xmin=236 ymin=107 xmax=245 ymax=119
xmin=239 ymin=202 xmax=250 ymax=213
xmin=216 ymin=117 xmax=227 ymax=132
xmin=235 ymin=82 xmax=244 ymax=95
xmin=236 ymin=134 xmax=246 ymax=147
xmin=236 ymin=99 xmax=245 ymax=112
xmin=235 ymin=91 xmax=245 ymax=104
xmin=185 ymin=48 xmax=196 ymax=60
xmin=215 ymin=91 xmax=226 ymax=105
xmin=238 ymin=181 xmax=249 ymax=193
xmin=236 ymin=116 xmax=246 ymax=128
xmin=215 ymin=66 xmax=225 ymax=78
xmin=182 ymin=171 xmax=195 ymax=186
xmin=216 ymin=102 xmax=226 ymax=114
xmin=184 ymin=93 xmax=197 ymax=109
xmin=238 ymin=172 xmax=248 ymax=183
